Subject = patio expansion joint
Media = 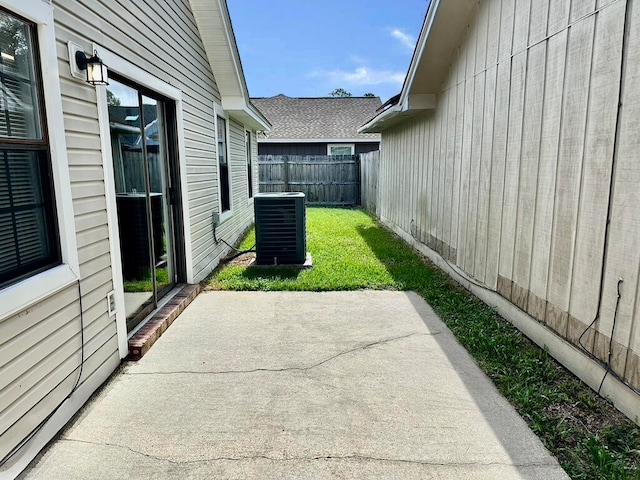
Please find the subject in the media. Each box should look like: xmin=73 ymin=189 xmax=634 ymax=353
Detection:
xmin=128 ymin=332 xmax=432 ymax=376
xmin=58 ymin=438 xmax=556 ymax=468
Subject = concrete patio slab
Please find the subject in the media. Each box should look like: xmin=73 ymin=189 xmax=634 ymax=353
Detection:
xmin=21 ymin=291 xmax=569 ymax=479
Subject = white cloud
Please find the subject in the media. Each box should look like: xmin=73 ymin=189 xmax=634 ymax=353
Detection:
xmin=310 ymin=66 xmax=405 ymax=87
xmin=390 ymin=28 xmax=416 ymax=51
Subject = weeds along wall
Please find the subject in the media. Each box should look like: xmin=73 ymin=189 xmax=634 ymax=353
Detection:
xmin=375 ymin=0 xmax=640 ymax=420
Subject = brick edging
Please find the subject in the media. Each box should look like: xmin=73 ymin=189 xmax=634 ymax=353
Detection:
xmin=128 ymin=284 xmax=201 ymax=360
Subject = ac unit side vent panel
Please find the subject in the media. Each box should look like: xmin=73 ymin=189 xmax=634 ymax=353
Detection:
xmin=254 ymin=193 xmax=306 ymax=265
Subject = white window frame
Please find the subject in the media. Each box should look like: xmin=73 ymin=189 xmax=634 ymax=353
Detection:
xmin=0 ymin=0 xmax=80 ymax=321
xmin=214 ymin=103 xmax=233 ymax=223
xmin=327 ymin=143 xmax=355 ymax=156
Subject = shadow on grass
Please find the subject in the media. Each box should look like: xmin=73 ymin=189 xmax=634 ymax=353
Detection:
xmin=355 ymin=224 xmax=451 ymax=294
xmin=357 ymin=219 xmax=640 ymax=480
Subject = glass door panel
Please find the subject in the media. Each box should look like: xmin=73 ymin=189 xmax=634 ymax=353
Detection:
xmin=141 ymin=95 xmax=173 ymax=298
xmin=107 ymin=79 xmax=176 ymax=332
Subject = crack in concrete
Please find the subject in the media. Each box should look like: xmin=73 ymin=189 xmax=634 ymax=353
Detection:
xmin=61 ymin=438 xmax=182 ymax=466
xmin=61 ymin=439 xmax=556 ymax=469
xmin=128 ymin=332 xmax=429 ymax=376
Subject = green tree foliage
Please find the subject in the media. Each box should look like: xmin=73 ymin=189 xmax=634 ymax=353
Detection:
xmin=107 ymin=90 xmax=121 ymax=106
xmin=364 ymin=93 xmax=376 ymax=97
xmin=329 ymin=88 xmax=352 ymax=97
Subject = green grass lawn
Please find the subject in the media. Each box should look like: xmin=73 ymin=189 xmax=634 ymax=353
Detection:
xmin=208 ymin=207 xmax=640 ymax=480
xmin=211 ymin=207 xmax=440 ymax=292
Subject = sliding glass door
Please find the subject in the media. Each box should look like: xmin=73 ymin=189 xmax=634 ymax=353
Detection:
xmin=107 ymin=77 xmax=177 ymax=332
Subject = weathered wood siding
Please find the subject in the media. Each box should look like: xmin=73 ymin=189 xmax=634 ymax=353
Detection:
xmin=360 ymin=150 xmax=380 ymax=216
xmin=377 ymin=0 xmax=640 ymax=401
xmin=259 ymin=155 xmax=360 ymax=206
xmin=1 ymin=0 xmax=258 ymax=471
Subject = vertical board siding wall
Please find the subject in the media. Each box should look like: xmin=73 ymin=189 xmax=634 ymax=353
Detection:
xmin=377 ymin=0 xmax=640 ymax=397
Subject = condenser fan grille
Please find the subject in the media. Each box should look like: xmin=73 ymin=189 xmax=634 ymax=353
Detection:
xmin=254 ymin=193 xmax=306 ymax=265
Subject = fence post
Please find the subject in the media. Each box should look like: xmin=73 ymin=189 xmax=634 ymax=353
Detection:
xmin=283 ymin=155 xmax=289 ymax=192
xmin=356 ymin=155 xmax=361 ymax=206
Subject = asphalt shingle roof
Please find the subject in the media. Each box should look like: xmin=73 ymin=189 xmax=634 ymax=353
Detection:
xmin=251 ymin=94 xmax=381 ymax=140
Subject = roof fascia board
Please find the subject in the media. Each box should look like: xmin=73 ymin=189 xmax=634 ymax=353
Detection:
xmin=358 ymin=0 xmax=475 ymax=133
xmin=218 ymin=0 xmax=247 ymax=95
xmin=216 ymin=0 xmax=244 ymax=96
xmin=222 ymin=95 xmax=271 ymax=130
xmin=356 ymin=0 xmax=442 ymax=134
xmin=358 ymin=104 xmax=403 ymax=133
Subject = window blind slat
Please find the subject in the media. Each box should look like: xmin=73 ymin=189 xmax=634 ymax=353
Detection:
xmin=0 ymin=212 xmax=18 ymax=274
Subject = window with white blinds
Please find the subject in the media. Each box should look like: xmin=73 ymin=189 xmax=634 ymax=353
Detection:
xmin=0 ymin=8 xmax=59 ymax=287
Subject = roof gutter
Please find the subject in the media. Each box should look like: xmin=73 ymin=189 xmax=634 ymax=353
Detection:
xmin=358 ymin=103 xmax=403 ymax=134
xmin=358 ymin=93 xmax=436 ymax=133
xmin=222 ymin=96 xmax=272 ymax=131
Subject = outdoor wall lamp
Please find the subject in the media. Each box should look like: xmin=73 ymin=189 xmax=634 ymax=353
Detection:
xmin=75 ymin=50 xmax=109 ymax=86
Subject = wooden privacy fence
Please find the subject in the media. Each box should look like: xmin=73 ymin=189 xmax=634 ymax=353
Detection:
xmin=359 ymin=150 xmax=380 ymax=217
xmin=259 ymin=155 xmax=360 ymax=206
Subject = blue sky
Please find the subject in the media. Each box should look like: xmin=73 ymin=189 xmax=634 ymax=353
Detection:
xmin=227 ymin=0 xmax=429 ymax=102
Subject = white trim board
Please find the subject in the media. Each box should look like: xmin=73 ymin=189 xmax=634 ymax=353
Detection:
xmin=187 ymin=0 xmax=270 ymax=131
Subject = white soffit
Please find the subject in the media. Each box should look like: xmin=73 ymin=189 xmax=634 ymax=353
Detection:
xmin=402 ymin=0 xmax=478 ymax=100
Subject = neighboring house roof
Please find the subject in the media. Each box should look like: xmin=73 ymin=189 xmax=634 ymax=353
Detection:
xmin=360 ymin=0 xmax=476 ymax=133
xmin=188 ymin=0 xmax=270 ymax=131
xmin=252 ymin=95 xmax=381 ymax=142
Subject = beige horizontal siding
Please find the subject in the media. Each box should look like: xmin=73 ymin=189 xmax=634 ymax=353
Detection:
xmin=0 ymin=283 xmax=82 ymax=460
xmin=2 ymin=0 xmax=260 ymax=469
xmin=53 ymin=0 xmax=256 ymax=284
xmin=2 ymin=0 xmax=262 ymax=468
xmin=191 ymin=118 xmax=256 ymax=280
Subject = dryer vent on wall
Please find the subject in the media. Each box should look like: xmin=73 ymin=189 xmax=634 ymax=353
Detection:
xmin=254 ymin=192 xmax=306 ymax=265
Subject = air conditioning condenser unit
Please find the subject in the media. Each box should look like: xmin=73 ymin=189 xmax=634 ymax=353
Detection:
xmin=254 ymin=192 xmax=306 ymax=265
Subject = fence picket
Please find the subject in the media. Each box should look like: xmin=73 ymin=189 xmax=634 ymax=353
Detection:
xmin=258 ymin=154 xmax=362 ymax=206
xmin=359 ymin=151 xmax=380 ymax=216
